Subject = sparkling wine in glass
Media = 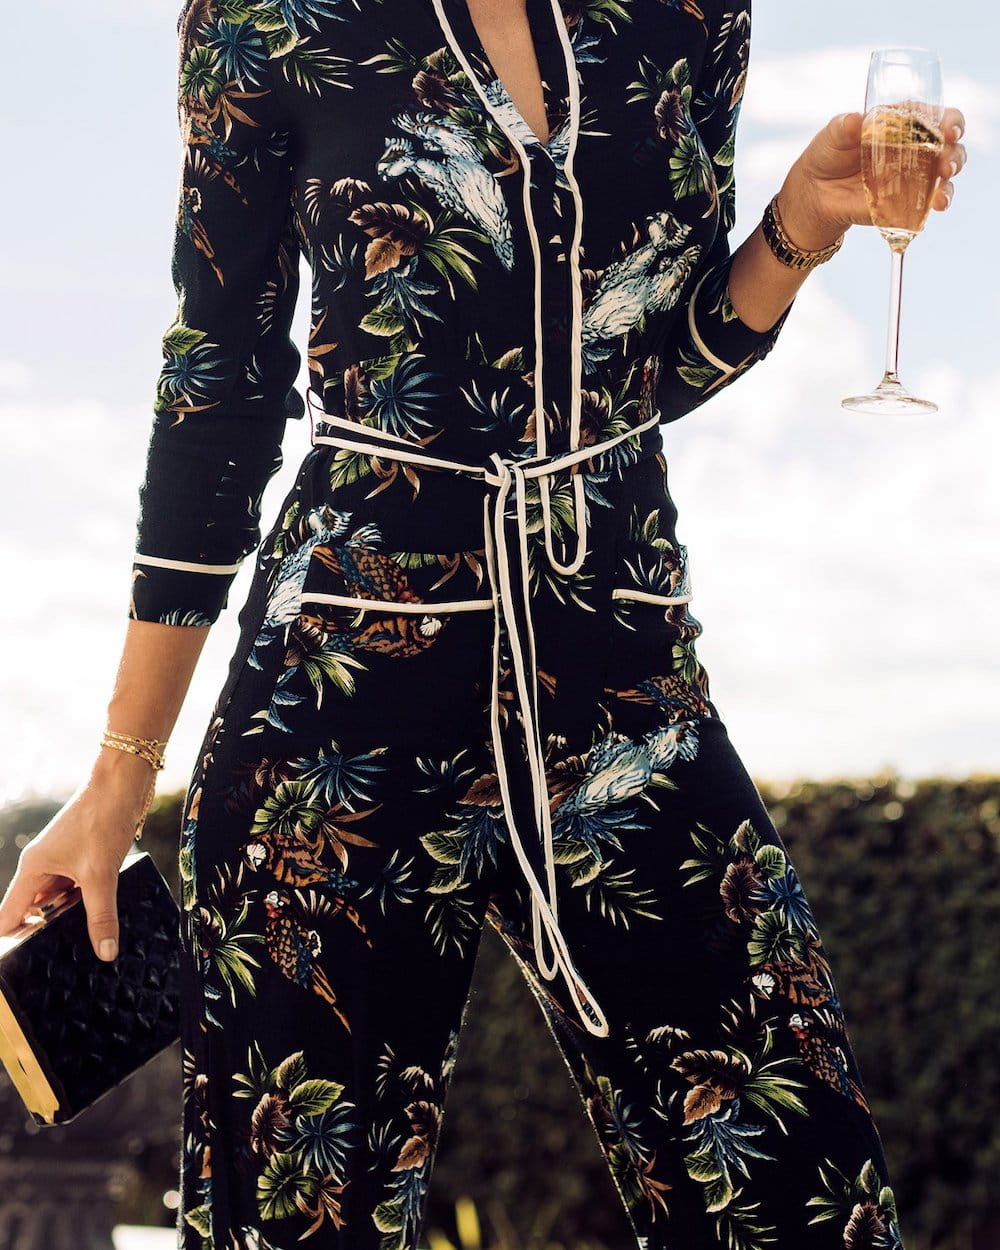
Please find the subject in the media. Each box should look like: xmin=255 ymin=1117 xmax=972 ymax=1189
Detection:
xmin=842 ymin=48 xmax=946 ymax=414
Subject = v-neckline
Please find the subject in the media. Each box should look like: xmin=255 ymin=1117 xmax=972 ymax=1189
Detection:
xmin=433 ymin=0 xmax=572 ymax=166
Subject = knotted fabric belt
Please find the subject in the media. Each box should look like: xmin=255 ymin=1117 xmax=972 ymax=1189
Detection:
xmin=306 ymin=390 xmax=664 ymax=1038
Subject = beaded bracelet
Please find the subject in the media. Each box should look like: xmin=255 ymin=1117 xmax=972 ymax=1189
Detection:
xmin=762 ymin=192 xmax=846 ymax=271
xmin=100 ymin=729 xmax=167 ymax=841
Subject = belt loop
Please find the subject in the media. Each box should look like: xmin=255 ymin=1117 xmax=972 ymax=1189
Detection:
xmin=540 ymin=471 xmax=588 ymax=577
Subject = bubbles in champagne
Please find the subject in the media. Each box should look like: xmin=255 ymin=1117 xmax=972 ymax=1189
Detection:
xmin=861 ymin=103 xmax=945 ymax=238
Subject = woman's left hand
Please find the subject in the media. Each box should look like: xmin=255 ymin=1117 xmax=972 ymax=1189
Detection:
xmin=775 ymin=107 xmax=968 ymax=252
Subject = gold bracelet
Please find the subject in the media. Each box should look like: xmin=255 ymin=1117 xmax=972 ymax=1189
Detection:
xmin=131 ymin=773 xmax=158 ymax=843
xmin=101 ymin=729 xmax=167 ymax=770
xmin=102 ymin=729 xmax=167 ymax=751
xmin=762 ymin=192 xmax=845 ymax=271
xmin=100 ymin=729 xmax=166 ymax=841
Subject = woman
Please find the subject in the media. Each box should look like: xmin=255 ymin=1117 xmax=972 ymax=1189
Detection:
xmin=1 ymin=0 xmax=965 ymax=1246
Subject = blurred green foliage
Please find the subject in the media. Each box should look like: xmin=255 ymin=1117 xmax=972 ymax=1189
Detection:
xmin=3 ymin=770 xmax=997 ymax=1249
xmin=425 ymin=772 xmax=1000 ymax=1250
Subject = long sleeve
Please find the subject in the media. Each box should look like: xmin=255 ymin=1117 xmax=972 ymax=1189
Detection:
xmin=129 ymin=0 xmax=304 ymax=626
xmin=654 ymin=1 xmax=795 ymax=424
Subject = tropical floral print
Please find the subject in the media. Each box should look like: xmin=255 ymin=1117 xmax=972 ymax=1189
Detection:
xmin=139 ymin=1 xmax=905 ymax=1247
xmin=129 ymin=0 xmax=796 ymax=625
xmin=171 ymin=416 xmax=906 ymax=1246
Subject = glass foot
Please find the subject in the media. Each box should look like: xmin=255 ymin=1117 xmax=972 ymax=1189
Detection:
xmin=841 ymin=376 xmax=938 ymax=414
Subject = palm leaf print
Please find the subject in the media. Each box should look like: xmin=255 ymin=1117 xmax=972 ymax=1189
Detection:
xmin=149 ymin=6 xmax=900 ymax=1246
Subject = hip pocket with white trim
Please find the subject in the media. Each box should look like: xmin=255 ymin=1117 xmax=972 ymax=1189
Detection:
xmin=604 ymin=536 xmax=717 ymax=719
xmin=283 ymin=509 xmax=498 ymax=744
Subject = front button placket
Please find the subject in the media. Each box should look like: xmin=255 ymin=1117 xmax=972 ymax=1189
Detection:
xmin=427 ymin=0 xmax=610 ymax=1037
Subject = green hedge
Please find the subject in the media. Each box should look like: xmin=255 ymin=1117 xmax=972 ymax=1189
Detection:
xmin=422 ymin=773 xmax=1000 ymax=1250
xmin=4 ymin=772 xmax=997 ymax=1249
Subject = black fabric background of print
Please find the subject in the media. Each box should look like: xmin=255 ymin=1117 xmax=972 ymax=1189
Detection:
xmin=129 ymin=0 xmax=795 ymax=625
xmin=118 ymin=2 xmax=914 ymax=1248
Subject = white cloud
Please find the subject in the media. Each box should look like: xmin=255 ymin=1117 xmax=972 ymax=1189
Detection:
xmin=2 ymin=298 xmax=997 ymax=808
xmin=1 ymin=28 xmax=996 ymax=805
xmin=0 ymin=360 xmax=34 ymax=394
xmin=36 ymin=0 xmax=179 ymax=30
xmin=738 ymin=48 xmax=998 ymax=195
xmin=745 ymin=45 xmax=998 ymax=149
xmin=661 ymin=275 xmax=1000 ymax=782
xmin=0 ymin=394 xmax=307 ymax=805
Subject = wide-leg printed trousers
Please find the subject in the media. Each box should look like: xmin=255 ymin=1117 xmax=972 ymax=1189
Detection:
xmin=175 ymin=405 xmax=906 ymax=1250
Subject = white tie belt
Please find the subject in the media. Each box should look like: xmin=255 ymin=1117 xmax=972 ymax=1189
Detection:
xmin=306 ymin=390 xmax=663 ymax=1038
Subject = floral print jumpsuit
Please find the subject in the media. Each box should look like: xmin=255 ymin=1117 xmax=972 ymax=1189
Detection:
xmin=128 ymin=0 xmax=906 ymax=1247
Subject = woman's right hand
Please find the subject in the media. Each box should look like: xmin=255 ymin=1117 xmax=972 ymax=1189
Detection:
xmin=0 ymin=751 xmax=157 ymax=962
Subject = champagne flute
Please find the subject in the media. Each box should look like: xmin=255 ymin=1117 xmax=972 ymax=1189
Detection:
xmin=842 ymin=48 xmax=946 ymax=414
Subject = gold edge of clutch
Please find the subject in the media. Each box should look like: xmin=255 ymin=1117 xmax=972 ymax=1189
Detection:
xmin=0 ymin=988 xmax=61 ymax=1124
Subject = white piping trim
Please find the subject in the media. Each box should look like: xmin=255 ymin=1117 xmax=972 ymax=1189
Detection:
xmin=552 ymin=0 xmax=584 ymax=456
xmin=299 ymin=592 xmax=495 ymax=613
xmin=305 ymin=391 xmax=423 ymax=448
xmin=539 ymin=0 xmax=589 ymax=579
xmin=311 ymin=409 xmax=662 ymax=483
xmin=132 ymin=552 xmax=243 ymax=575
xmin=429 ymin=0 xmax=596 ymax=582
xmin=512 ymin=460 xmax=574 ymax=993
xmin=484 ymin=457 xmax=610 ymax=1036
xmin=611 ymin=588 xmax=693 ymax=605
xmin=312 ymin=431 xmax=485 ymax=476
xmin=304 ymin=417 xmax=666 ymax=1039
xmin=541 ymin=472 xmax=588 ymax=576
xmin=687 ymin=265 xmax=739 ymax=374
xmin=429 ymin=0 xmax=547 ymax=461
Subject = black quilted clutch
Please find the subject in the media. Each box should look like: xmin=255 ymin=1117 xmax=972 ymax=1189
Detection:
xmin=0 ymin=849 xmax=181 ymax=1125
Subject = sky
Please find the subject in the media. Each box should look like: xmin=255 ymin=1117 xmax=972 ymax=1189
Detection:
xmin=1 ymin=0 xmax=998 ymax=806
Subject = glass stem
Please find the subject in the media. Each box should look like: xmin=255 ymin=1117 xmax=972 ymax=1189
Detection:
xmin=884 ymin=242 xmax=906 ymax=384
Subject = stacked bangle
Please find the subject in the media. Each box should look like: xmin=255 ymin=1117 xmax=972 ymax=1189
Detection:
xmin=762 ymin=192 xmax=845 ymax=271
xmin=100 ymin=729 xmax=167 ymax=841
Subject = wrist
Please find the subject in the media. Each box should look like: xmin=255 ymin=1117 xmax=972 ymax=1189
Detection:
xmin=776 ymin=172 xmax=848 ymax=253
xmin=81 ymin=758 xmax=158 ymax=848
xmin=91 ymin=743 xmax=160 ymax=788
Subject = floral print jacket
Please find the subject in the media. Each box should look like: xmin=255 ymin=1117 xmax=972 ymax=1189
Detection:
xmin=129 ymin=0 xmax=794 ymax=627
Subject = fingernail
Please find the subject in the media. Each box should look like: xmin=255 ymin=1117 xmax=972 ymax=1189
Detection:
xmin=100 ymin=938 xmax=118 ymax=961
xmin=952 ymin=124 xmax=963 ymax=140
xmin=949 ymin=159 xmax=958 ymax=176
